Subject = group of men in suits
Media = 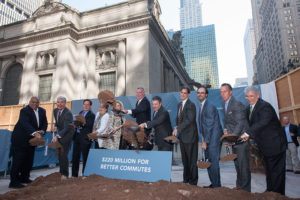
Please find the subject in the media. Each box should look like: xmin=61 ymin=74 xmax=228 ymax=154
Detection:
xmin=9 ymin=85 xmax=290 ymax=195
xmin=170 ymin=84 xmax=287 ymax=195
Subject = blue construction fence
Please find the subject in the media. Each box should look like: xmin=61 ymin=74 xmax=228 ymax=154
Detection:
xmin=1 ymin=84 xmax=275 ymax=172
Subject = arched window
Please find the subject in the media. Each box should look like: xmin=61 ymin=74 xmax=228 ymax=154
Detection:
xmin=2 ymin=63 xmax=23 ymax=106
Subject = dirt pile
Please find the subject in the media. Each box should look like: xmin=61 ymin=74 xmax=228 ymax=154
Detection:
xmin=0 ymin=173 xmax=294 ymax=200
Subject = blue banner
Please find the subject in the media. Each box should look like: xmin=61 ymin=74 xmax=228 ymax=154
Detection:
xmin=84 ymin=149 xmax=172 ymax=182
xmin=0 ymin=129 xmax=11 ymax=172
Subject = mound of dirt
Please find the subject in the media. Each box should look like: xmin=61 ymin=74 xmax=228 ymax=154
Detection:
xmin=0 ymin=173 xmax=292 ymax=200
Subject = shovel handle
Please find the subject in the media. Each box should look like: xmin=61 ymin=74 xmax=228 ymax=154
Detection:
xmin=225 ymin=145 xmax=231 ymax=155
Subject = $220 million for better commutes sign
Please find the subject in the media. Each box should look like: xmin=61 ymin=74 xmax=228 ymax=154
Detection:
xmin=84 ymin=149 xmax=172 ymax=182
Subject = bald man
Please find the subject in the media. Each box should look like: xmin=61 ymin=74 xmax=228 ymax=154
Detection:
xmin=10 ymin=97 xmax=48 ymax=189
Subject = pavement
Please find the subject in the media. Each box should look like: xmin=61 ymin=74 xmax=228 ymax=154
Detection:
xmin=1 ymin=161 xmax=300 ymax=199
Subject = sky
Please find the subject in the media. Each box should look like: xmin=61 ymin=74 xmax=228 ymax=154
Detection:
xmin=61 ymin=0 xmax=253 ymax=86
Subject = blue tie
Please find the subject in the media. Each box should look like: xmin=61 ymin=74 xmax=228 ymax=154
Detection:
xmin=198 ymin=103 xmax=203 ymax=133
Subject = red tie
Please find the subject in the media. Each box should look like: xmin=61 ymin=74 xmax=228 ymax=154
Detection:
xmin=57 ymin=110 xmax=62 ymax=121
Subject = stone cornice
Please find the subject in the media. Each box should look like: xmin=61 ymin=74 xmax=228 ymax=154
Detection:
xmin=0 ymin=16 xmax=151 ymax=49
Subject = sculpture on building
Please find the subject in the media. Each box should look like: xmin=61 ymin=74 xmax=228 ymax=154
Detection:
xmin=170 ymin=31 xmax=186 ymax=67
xmin=36 ymin=49 xmax=57 ymax=70
xmin=96 ymin=47 xmax=117 ymax=69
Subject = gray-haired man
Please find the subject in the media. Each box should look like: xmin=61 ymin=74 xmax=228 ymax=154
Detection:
xmin=52 ymin=96 xmax=74 ymax=180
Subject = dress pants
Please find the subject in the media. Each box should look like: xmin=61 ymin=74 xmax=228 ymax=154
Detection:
xmin=58 ymin=140 xmax=72 ymax=177
xmin=10 ymin=145 xmax=35 ymax=184
xmin=72 ymin=139 xmax=91 ymax=177
xmin=206 ymin=143 xmax=221 ymax=188
xmin=286 ymin=143 xmax=300 ymax=172
xmin=180 ymin=141 xmax=198 ymax=185
xmin=264 ymin=151 xmax=286 ymax=195
xmin=232 ymin=141 xmax=251 ymax=192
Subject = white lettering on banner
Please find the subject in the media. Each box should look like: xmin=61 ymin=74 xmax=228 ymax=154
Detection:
xmin=102 ymin=157 xmax=113 ymax=163
xmin=100 ymin=164 xmax=119 ymax=170
xmin=114 ymin=158 xmax=136 ymax=164
xmin=137 ymin=159 xmax=149 ymax=165
xmin=120 ymin=165 xmax=151 ymax=173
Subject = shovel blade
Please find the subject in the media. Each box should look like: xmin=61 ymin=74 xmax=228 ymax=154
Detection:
xmin=220 ymin=154 xmax=237 ymax=162
xmin=197 ymin=161 xmax=212 ymax=169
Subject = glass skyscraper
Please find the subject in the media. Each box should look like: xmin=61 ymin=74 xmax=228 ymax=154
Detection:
xmin=180 ymin=0 xmax=202 ymax=30
xmin=0 ymin=0 xmax=45 ymax=26
xmin=168 ymin=25 xmax=219 ymax=88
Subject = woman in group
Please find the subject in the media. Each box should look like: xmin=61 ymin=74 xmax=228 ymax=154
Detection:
xmin=92 ymin=104 xmax=109 ymax=148
xmin=102 ymin=100 xmax=126 ymax=149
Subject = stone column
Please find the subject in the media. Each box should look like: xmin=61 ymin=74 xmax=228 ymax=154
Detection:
xmin=116 ymin=39 xmax=126 ymax=96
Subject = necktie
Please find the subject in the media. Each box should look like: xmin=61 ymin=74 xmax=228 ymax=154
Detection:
xmin=153 ymin=111 xmax=157 ymax=118
xmin=225 ymin=101 xmax=228 ymax=113
xmin=198 ymin=103 xmax=203 ymax=133
xmin=249 ymin=105 xmax=253 ymax=120
xmin=57 ymin=110 xmax=62 ymax=121
xmin=177 ymin=102 xmax=183 ymax=124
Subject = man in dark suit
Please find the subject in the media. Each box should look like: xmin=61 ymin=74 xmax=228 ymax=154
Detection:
xmin=197 ymin=87 xmax=222 ymax=188
xmin=282 ymin=116 xmax=300 ymax=174
xmin=241 ymin=86 xmax=287 ymax=195
xmin=124 ymin=87 xmax=151 ymax=135
xmin=139 ymin=96 xmax=172 ymax=151
xmin=9 ymin=96 xmax=48 ymax=189
xmin=72 ymin=99 xmax=95 ymax=177
xmin=220 ymin=83 xmax=251 ymax=192
xmin=173 ymin=87 xmax=198 ymax=185
xmin=52 ymin=96 xmax=74 ymax=180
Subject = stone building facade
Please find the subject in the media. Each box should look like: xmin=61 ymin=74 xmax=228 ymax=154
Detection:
xmin=0 ymin=0 xmax=192 ymax=105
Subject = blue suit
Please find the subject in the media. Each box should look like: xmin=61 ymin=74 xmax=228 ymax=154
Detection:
xmin=198 ymin=100 xmax=222 ymax=187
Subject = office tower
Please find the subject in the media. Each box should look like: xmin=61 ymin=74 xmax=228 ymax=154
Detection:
xmin=168 ymin=25 xmax=219 ymax=88
xmin=243 ymin=19 xmax=256 ymax=85
xmin=252 ymin=0 xmax=300 ymax=83
xmin=180 ymin=0 xmax=202 ymax=30
xmin=0 ymin=0 xmax=45 ymax=26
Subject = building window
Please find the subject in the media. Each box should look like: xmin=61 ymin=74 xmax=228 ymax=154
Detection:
xmin=0 ymin=0 xmax=5 ymax=4
xmin=99 ymin=72 xmax=116 ymax=94
xmin=2 ymin=64 xmax=22 ymax=106
xmin=6 ymin=1 xmax=13 ymax=9
xmin=15 ymin=7 xmax=22 ymax=14
xmin=38 ymin=74 xmax=52 ymax=102
xmin=23 ymin=13 xmax=29 ymax=18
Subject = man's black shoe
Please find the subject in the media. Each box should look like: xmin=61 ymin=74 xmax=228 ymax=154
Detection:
xmin=9 ymin=183 xmax=25 ymax=189
xmin=20 ymin=179 xmax=33 ymax=184
xmin=203 ymin=184 xmax=213 ymax=188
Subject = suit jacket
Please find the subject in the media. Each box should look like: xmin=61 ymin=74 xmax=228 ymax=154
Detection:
xmin=11 ymin=105 xmax=48 ymax=148
xmin=131 ymin=97 xmax=151 ymax=124
xmin=74 ymin=110 xmax=95 ymax=144
xmin=176 ymin=99 xmax=198 ymax=143
xmin=283 ymin=124 xmax=299 ymax=146
xmin=199 ymin=100 xmax=222 ymax=146
xmin=146 ymin=106 xmax=172 ymax=149
xmin=54 ymin=107 xmax=74 ymax=145
xmin=246 ymin=98 xmax=287 ymax=156
xmin=223 ymin=96 xmax=248 ymax=136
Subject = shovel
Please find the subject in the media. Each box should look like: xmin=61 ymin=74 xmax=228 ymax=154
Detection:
xmin=197 ymin=148 xmax=211 ymax=169
xmin=164 ymin=135 xmax=179 ymax=144
xmin=47 ymin=131 xmax=64 ymax=155
xmin=220 ymin=144 xmax=237 ymax=162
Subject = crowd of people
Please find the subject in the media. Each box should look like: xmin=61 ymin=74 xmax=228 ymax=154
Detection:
xmin=8 ymin=84 xmax=300 ymax=196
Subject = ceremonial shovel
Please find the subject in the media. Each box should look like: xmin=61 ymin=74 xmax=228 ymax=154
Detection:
xmin=220 ymin=134 xmax=241 ymax=162
xmin=47 ymin=131 xmax=64 ymax=154
xmin=29 ymin=131 xmax=45 ymax=146
xmin=197 ymin=137 xmax=212 ymax=169
xmin=164 ymin=135 xmax=180 ymax=144
xmin=197 ymin=149 xmax=211 ymax=169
